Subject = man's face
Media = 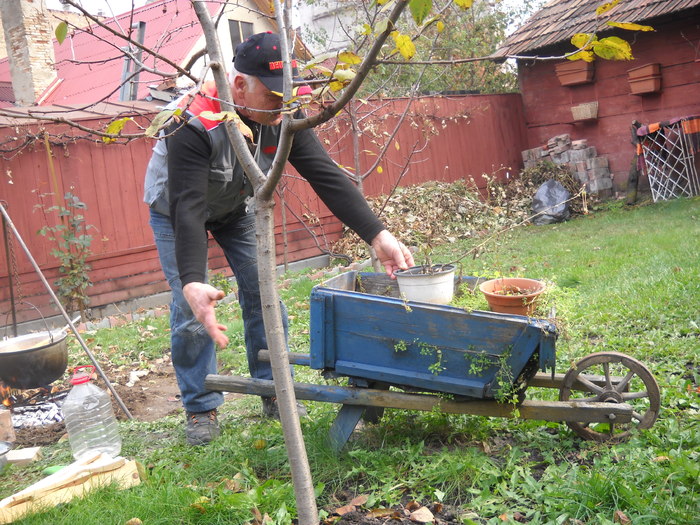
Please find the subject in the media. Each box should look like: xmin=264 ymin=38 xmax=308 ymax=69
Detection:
xmin=233 ymin=75 xmax=284 ymax=126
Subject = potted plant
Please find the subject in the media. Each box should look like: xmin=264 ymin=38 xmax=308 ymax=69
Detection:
xmin=394 ymin=263 xmax=456 ymax=304
xmin=394 ymin=245 xmax=458 ymax=304
xmin=478 ymin=277 xmax=546 ymax=316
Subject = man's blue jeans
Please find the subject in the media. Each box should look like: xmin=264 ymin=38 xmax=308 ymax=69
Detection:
xmin=149 ymin=208 xmax=288 ymax=413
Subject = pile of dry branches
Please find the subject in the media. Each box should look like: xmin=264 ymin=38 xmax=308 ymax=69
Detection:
xmin=332 ymin=170 xmax=589 ymax=262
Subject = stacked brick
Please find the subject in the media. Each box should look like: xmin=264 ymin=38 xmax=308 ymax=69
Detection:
xmin=521 ymin=134 xmax=613 ymax=195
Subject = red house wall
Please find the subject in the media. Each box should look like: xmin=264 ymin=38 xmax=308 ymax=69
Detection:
xmin=0 ymin=93 xmax=528 ymax=323
xmin=517 ymin=14 xmax=700 ymax=193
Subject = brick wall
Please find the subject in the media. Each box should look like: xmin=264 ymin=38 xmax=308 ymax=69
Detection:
xmin=0 ymin=0 xmax=57 ymax=106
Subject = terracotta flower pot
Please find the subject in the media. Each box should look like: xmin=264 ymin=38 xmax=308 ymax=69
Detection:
xmin=627 ymin=63 xmax=662 ymax=94
xmin=479 ymin=277 xmax=545 ymax=316
xmin=555 ymin=60 xmax=595 ymax=86
xmin=627 ymin=63 xmax=660 ymax=80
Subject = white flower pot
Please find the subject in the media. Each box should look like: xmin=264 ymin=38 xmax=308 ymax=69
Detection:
xmin=394 ymin=264 xmax=456 ymax=304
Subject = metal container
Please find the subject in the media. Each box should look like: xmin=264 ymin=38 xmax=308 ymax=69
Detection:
xmin=0 ymin=330 xmax=68 ymax=389
xmin=0 ymin=441 xmax=11 ymax=473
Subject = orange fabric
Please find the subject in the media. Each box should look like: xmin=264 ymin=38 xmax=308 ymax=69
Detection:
xmin=648 ymin=122 xmax=661 ymax=133
xmin=682 ymin=117 xmax=700 ymax=135
xmin=636 ymin=143 xmax=643 ymax=155
xmin=179 ymin=81 xmax=222 ymax=130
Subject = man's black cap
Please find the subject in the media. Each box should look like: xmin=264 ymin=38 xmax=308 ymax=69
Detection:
xmin=233 ymin=32 xmax=308 ymax=95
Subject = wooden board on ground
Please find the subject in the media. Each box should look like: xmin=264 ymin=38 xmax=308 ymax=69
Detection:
xmin=6 ymin=447 xmax=42 ymax=466
xmin=0 ymin=451 xmax=140 ymax=524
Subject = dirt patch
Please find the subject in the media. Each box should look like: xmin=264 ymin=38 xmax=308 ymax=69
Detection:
xmin=328 ymin=495 xmax=468 ymax=525
xmin=112 ymin=365 xmax=184 ymax=423
xmin=13 ymin=422 xmax=67 ymax=448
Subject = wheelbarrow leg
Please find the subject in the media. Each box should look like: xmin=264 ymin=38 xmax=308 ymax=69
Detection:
xmin=329 ymin=404 xmax=366 ymax=451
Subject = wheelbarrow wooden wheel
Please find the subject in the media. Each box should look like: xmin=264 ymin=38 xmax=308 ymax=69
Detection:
xmin=559 ymin=352 xmax=660 ymax=442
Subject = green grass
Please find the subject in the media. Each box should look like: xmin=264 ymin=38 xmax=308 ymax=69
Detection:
xmin=2 ymin=197 xmax=698 ymax=525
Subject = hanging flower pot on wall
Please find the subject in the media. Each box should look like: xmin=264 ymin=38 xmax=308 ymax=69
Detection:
xmin=555 ymin=60 xmax=595 ymax=86
xmin=571 ymin=101 xmax=598 ymax=121
xmin=627 ymin=63 xmax=662 ymax=95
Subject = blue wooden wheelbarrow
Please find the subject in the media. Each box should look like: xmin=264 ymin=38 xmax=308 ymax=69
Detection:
xmin=205 ymin=272 xmax=660 ymax=448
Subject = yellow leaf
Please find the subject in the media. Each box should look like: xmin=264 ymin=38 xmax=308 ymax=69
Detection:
xmin=190 ymin=496 xmax=210 ymax=513
xmin=199 ymin=110 xmax=230 ymax=122
xmin=436 ymin=20 xmax=445 ymax=33
xmin=394 ymin=140 xmax=400 ymax=151
xmin=313 ymin=65 xmax=334 ymax=77
xmin=606 ymin=21 xmax=654 ymax=32
xmin=593 ymin=36 xmax=633 ymax=60
xmin=377 ymin=166 xmax=384 ymax=174
xmin=333 ymin=69 xmax=356 ymax=82
xmin=596 ymin=0 xmax=620 ymax=16
xmin=103 ymin=117 xmax=131 ymax=143
xmin=199 ymin=111 xmax=254 ymax=140
xmin=338 ymin=51 xmax=362 ymax=65
xmin=391 ymin=31 xmax=416 ymax=60
xmin=571 ymin=33 xmax=596 ymax=50
xmin=567 ymin=50 xmax=595 ymax=62
xmin=360 ymin=23 xmax=372 ymax=36
xmin=454 ymin=0 xmax=473 ymax=9
xmin=55 ymin=21 xmax=68 ymax=44
xmin=145 ymin=108 xmax=182 ymax=138
xmin=235 ymin=118 xmax=254 ymax=141
xmin=329 ymin=80 xmax=346 ymax=92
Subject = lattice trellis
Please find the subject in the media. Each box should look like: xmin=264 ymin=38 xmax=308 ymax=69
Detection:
xmin=638 ymin=118 xmax=700 ymax=202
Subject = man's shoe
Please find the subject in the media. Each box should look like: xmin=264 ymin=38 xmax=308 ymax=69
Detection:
xmin=185 ymin=409 xmax=220 ymax=446
xmin=261 ymin=397 xmax=307 ymax=420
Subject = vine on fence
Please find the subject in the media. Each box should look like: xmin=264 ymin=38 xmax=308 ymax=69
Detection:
xmin=35 ymin=191 xmax=94 ymax=318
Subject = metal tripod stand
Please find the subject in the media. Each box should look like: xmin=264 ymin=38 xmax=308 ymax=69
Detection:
xmin=0 ymin=201 xmax=132 ymax=419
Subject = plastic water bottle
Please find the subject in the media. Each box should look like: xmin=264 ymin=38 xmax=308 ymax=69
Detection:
xmin=61 ymin=365 xmax=122 ymax=460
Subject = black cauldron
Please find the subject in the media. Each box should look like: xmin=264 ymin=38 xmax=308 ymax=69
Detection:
xmin=0 ymin=330 xmax=68 ymax=389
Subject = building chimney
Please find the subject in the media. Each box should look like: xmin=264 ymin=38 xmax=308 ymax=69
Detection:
xmin=0 ymin=0 xmax=57 ymax=106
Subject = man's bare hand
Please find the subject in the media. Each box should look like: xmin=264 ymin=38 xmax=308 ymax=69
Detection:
xmin=371 ymin=229 xmax=414 ymax=278
xmin=183 ymin=282 xmax=229 ymax=348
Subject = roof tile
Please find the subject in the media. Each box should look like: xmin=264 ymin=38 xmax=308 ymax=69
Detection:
xmin=493 ymin=0 xmax=700 ymax=58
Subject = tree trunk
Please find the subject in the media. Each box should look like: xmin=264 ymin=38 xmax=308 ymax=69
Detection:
xmin=255 ymin=194 xmax=318 ymax=525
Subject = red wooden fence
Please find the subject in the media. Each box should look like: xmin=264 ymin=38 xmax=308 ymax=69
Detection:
xmin=0 ymin=93 xmax=527 ymax=324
